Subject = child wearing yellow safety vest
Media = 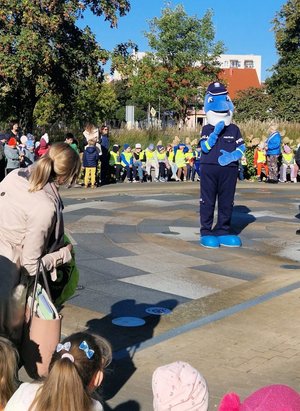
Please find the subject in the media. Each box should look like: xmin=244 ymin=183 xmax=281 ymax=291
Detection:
xmin=144 ymin=144 xmax=159 ymax=182
xmin=279 ymin=144 xmax=297 ymax=183
xmin=254 ymin=142 xmax=269 ymax=182
xmin=156 ymin=145 xmax=170 ymax=182
xmin=175 ymin=143 xmax=187 ymax=181
xmin=185 ymin=146 xmax=196 ymax=181
xmin=109 ymin=144 xmax=123 ymax=183
xmin=132 ymin=143 xmax=145 ymax=182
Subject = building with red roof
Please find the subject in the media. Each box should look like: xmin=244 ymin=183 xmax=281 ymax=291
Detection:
xmin=219 ymin=68 xmax=261 ymax=99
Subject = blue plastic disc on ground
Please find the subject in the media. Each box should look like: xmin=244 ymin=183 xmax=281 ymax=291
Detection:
xmin=112 ymin=317 xmax=146 ymax=327
xmin=145 ymin=307 xmax=172 ymax=315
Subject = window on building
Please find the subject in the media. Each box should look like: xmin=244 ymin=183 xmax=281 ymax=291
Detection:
xmin=244 ymin=60 xmax=254 ymax=68
xmin=230 ymin=60 xmax=240 ymax=68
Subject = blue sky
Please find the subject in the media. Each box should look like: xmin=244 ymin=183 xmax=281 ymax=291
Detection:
xmin=78 ymin=0 xmax=286 ymax=81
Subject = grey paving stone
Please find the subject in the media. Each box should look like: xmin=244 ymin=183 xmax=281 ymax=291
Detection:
xmin=137 ymin=220 xmax=172 ymax=234
xmin=73 ymin=233 xmax=136 ymax=258
xmin=104 ymin=224 xmax=141 ymax=243
xmin=77 ymin=259 xmax=148 ymax=280
xmin=193 ymin=264 xmax=258 ymax=281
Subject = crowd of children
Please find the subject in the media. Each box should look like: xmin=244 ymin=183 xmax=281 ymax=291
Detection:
xmin=109 ymin=141 xmax=201 ymax=184
xmin=249 ymin=139 xmax=300 ymax=183
xmin=0 ymin=126 xmax=50 ymax=182
xmin=2 ymin=120 xmax=300 ymax=187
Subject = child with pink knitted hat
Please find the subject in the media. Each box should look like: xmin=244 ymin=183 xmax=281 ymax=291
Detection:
xmin=152 ymin=361 xmax=208 ymax=411
xmin=218 ymin=384 xmax=300 ymax=411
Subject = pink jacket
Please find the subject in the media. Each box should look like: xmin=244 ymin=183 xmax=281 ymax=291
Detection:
xmin=0 ymin=168 xmax=71 ymax=279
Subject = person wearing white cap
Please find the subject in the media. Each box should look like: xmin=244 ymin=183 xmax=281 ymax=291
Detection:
xmin=132 ymin=143 xmax=145 ymax=182
xmin=152 ymin=361 xmax=209 ymax=411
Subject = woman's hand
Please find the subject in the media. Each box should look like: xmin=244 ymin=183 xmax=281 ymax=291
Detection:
xmin=66 ymin=243 xmax=73 ymax=253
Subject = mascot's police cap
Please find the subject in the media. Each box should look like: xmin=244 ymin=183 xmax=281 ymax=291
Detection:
xmin=206 ymin=82 xmax=228 ymax=96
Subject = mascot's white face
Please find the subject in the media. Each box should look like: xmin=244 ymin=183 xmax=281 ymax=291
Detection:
xmin=204 ymin=87 xmax=234 ymax=126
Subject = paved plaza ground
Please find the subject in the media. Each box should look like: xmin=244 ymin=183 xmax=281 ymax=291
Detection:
xmin=54 ymin=180 xmax=300 ymax=409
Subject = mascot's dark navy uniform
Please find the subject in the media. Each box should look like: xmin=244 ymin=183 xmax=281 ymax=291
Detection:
xmin=199 ymin=82 xmax=246 ymax=248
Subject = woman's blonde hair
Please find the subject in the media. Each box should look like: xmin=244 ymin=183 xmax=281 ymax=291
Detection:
xmin=29 ymin=332 xmax=112 ymax=411
xmin=29 ymin=142 xmax=81 ymax=192
xmin=0 ymin=337 xmax=19 ymax=409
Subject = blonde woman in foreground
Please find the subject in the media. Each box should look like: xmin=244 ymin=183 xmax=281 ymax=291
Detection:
xmin=0 ymin=142 xmax=81 ymax=346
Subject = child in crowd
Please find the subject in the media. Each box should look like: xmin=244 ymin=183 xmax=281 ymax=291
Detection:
xmin=4 ymin=137 xmax=20 ymax=175
xmin=109 ymin=144 xmax=122 ymax=183
xmin=19 ymin=135 xmax=35 ymax=168
xmin=152 ymin=361 xmax=208 ymax=411
xmin=254 ymin=142 xmax=269 ymax=182
xmin=166 ymin=144 xmax=178 ymax=181
xmin=5 ymin=332 xmax=112 ymax=411
xmin=35 ymin=133 xmax=50 ymax=159
xmin=238 ymin=154 xmax=247 ymax=181
xmin=0 ymin=337 xmax=19 ymax=411
xmin=185 ymin=145 xmax=196 ymax=181
xmin=82 ymin=139 xmax=99 ymax=188
xmin=279 ymin=144 xmax=297 ymax=183
xmin=65 ymin=132 xmax=80 ymax=154
xmin=144 ymin=143 xmax=159 ymax=182
xmin=175 ymin=143 xmax=187 ymax=181
xmin=156 ymin=145 xmax=170 ymax=182
xmin=218 ymin=384 xmax=300 ymax=411
xmin=121 ymin=144 xmax=136 ymax=182
xmin=132 ymin=143 xmax=145 ymax=182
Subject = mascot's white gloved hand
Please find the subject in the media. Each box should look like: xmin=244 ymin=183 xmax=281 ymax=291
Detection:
xmin=218 ymin=144 xmax=246 ymax=166
xmin=202 ymin=121 xmax=225 ymax=153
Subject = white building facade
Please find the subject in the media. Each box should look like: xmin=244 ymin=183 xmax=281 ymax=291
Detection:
xmin=218 ymin=54 xmax=262 ymax=84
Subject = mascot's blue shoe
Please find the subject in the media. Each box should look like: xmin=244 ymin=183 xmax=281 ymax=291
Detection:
xmin=200 ymin=235 xmax=220 ymax=249
xmin=218 ymin=235 xmax=242 ymax=247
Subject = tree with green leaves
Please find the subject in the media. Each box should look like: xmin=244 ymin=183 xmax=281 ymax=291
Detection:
xmin=266 ymin=0 xmax=300 ymax=120
xmin=233 ymin=87 xmax=274 ymax=122
xmin=0 ymin=0 xmax=130 ymax=131
xmin=120 ymin=4 xmax=224 ymax=123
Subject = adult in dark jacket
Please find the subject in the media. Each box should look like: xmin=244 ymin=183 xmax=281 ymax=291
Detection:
xmin=0 ymin=133 xmax=8 ymax=181
xmin=99 ymin=125 xmax=110 ymax=185
xmin=82 ymin=139 xmax=99 ymax=188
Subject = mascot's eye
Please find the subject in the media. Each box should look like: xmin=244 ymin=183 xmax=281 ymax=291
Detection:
xmin=208 ymin=97 xmax=213 ymax=103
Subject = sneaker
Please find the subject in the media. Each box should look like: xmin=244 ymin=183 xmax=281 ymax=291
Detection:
xmin=175 ymin=177 xmax=180 ymax=182
xmin=132 ymin=179 xmax=138 ymax=183
xmin=183 ymin=177 xmax=187 ymax=182
xmin=279 ymin=179 xmax=286 ymax=183
xmin=153 ymin=178 xmax=159 ymax=182
xmin=159 ymin=177 xmax=165 ymax=182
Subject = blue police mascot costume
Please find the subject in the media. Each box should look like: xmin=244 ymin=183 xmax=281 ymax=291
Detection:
xmin=199 ymin=82 xmax=246 ymax=248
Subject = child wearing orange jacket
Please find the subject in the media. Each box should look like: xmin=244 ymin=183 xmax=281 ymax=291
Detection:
xmin=254 ymin=142 xmax=269 ymax=182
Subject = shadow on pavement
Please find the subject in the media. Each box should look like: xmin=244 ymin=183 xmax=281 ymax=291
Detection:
xmin=86 ymin=298 xmax=178 ymax=401
xmin=230 ymin=205 xmax=256 ymax=234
